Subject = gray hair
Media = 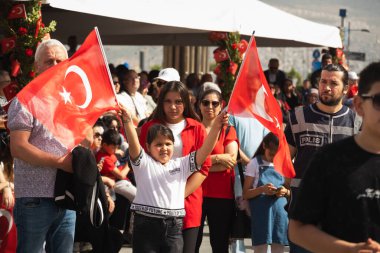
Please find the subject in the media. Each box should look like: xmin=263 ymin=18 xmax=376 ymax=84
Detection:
xmin=200 ymin=82 xmax=221 ymax=93
xmin=35 ymin=39 xmax=68 ymax=64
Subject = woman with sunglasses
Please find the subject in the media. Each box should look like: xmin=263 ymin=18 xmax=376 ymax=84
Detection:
xmin=195 ymin=89 xmax=239 ymax=253
xmin=139 ymin=81 xmax=211 ymax=253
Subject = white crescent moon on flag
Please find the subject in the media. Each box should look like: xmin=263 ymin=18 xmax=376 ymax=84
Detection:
xmin=7 ymin=40 xmax=15 ymax=49
xmin=64 ymin=65 xmax=93 ymax=109
xmin=14 ymin=6 xmax=23 ymax=15
xmin=0 ymin=209 xmax=13 ymax=235
xmin=252 ymin=85 xmax=273 ymax=122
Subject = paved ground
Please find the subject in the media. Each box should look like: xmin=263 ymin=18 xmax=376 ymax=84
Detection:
xmin=119 ymin=224 xmax=252 ymax=252
xmin=118 ymin=224 xmax=292 ymax=253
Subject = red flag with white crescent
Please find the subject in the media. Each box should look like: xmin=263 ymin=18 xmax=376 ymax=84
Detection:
xmin=7 ymin=4 xmax=27 ymax=19
xmin=227 ymin=35 xmax=295 ymax=178
xmin=1 ymin=37 xmax=16 ymax=54
xmin=0 ymin=195 xmax=17 ymax=253
xmin=16 ymin=28 xmax=119 ymax=150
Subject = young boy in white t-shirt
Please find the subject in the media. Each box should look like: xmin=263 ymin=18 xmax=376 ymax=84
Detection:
xmin=120 ymin=105 xmax=228 ymax=252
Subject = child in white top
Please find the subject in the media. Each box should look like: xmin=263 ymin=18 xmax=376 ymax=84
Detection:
xmin=120 ymin=105 xmax=228 ymax=253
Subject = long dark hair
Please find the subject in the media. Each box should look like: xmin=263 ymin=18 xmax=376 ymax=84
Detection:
xmin=197 ymin=89 xmax=222 ymax=120
xmin=253 ymin=132 xmax=279 ymax=158
xmin=150 ymin=81 xmax=200 ymax=122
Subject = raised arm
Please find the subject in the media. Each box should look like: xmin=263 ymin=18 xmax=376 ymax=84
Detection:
xmin=120 ymin=106 xmax=141 ymax=160
xmin=196 ymin=111 xmax=228 ymax=166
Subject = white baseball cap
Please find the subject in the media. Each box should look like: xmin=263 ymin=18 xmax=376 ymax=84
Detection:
xmin=310 ymin=88 xmax=319 ymax=95
xmin=155 ymin=68 xmax=180 ymax=82
xmin=348 ymin=71 xmax=359 ymax=80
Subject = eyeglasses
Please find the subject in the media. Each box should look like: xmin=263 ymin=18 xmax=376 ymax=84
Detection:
xmin=361 ymin=93 xmax=380 ymax=110
xmin=113 ymin=81 xmax=119 ymax=85
xmin=94 ymin=132 xmax=102 ymax=138
xmin=201 ymin=100 xmax=220 ymax=108
xmin=155 ymin=80 xmax=166 ymax=88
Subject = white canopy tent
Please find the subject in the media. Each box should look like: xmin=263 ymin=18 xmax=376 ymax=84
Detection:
xmin=43 ymin=0 xmax=342 ymax=48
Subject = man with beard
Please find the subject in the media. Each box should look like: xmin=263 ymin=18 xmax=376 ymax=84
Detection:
xmin=289 ymin=62 xmax=380 ymax=253
xmin=284 ymin=64 xmax=362 ymax=253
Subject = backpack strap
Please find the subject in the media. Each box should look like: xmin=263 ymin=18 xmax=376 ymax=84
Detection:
xmin=236 ymin=151 xmax=245 ymax=188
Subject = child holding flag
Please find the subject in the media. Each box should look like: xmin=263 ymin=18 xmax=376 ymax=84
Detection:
xmin=120 ymin=105 xmax=228 ymax=252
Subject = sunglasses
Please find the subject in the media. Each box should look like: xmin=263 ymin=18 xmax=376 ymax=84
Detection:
xmin=361 ymin=93 xmax=380 ymax=110
xmin=155 ymin=80 xmax=166 ymax=88
xmin=94 ymin=132 xmax=102 ymax=138
xmin=201 ymin=100 xmax=220 ymax=108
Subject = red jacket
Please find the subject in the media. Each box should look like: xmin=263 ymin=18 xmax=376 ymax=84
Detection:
xmin=139 ymin=118 xmax=211 ymax=229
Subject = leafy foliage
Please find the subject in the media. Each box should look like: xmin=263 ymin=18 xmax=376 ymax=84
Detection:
xmin=0 ymin=0 xmax=56 ymax=88
xmin=209 ymin=32 xmax=248 ymax=102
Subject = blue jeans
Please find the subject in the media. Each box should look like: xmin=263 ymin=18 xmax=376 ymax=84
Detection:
xmin=14 ymin=198 xmax=76 ymax=253
xmin=133 ymin=212 xmax=183 ymax=253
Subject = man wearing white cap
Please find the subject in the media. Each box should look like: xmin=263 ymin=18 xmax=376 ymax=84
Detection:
xmin=152 ymin=68 xmax=180 ymax=94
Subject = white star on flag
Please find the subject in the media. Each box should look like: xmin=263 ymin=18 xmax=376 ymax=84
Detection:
xmin=59 ymin=87 xmax=72 ymax=104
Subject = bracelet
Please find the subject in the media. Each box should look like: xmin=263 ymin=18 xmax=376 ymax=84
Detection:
xmin=215 ymin=155 xmax=219 ymax=164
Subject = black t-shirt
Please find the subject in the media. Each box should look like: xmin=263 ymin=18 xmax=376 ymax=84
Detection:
xmin=289 ymin=136 xmax=380 ymax=242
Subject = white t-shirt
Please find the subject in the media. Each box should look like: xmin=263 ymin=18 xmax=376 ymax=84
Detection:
xmin=117 ymin=91 xmax=147 ymax=121
xmin=166 ymin=120 xmax=186 ymax=159
xmin=130 ymin=149 xmax=199 ymax=217
xmin=245 ymin=157 xmax=274 ymax=189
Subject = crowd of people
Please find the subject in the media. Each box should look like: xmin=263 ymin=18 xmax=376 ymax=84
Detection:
xmin=0 ymin=37 xmax=379 ymax=253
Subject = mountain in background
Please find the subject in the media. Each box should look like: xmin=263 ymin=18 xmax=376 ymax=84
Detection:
xmin=104 ymin=0 xmax=380 ymax=81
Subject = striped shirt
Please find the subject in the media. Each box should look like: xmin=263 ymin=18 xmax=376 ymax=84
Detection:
xmin=285 ymin=103 xmax=361 ymax=179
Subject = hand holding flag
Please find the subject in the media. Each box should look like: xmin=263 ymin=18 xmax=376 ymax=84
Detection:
xmin=16 ymin=28 xmax=119 ymax=150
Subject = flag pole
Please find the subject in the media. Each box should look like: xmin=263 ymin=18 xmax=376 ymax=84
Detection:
xmin=94 ymin=27 xmax=120 ymax=108
xmin=225 ymin=31 xmax=255 ymax=112
xmin=94 ymin=27 xmax=128 ymax=138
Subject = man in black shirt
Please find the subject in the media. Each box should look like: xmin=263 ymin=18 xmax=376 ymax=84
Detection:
xmin=289 ymin=62 xmax=380 ymax=253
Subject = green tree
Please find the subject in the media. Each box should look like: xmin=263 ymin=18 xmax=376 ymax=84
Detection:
xmin=287 ymin=68 xmax=302 ymax=87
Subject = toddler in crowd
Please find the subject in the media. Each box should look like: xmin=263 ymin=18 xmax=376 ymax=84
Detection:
xmin=96 ymin=129 xmax=136 ymax=202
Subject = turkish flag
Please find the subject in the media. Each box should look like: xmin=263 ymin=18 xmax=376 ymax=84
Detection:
xmin=1 ymin=37 xmax=16 ymax=54
xmin=0 ymin=196 xmax=17 ymax=253
xmin=16 ymin=28 xmax=119 ymax=150
xmin=7 ymin=4 xmax=27 ymax=19
xmin=227 ymin=36 xmax=295 ymax=178
xmin=3 ymin=82 xmax=19 ymax=101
